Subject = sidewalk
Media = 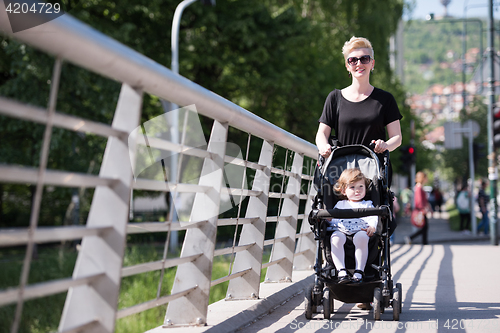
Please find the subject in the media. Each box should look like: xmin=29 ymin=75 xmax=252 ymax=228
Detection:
xmin=392 ymin=211 xmax=490 ymax=244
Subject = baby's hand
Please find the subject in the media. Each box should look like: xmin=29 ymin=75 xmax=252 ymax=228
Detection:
xmin=362 ymin=226 xmax=376 ymax=237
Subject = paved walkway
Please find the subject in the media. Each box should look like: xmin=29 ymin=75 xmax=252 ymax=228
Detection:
xmin=147 ymin=213 xmax=498 ymax=333
xmin=392 ymin=212 xmax=490 ymax=245
xmin=238 ymin=243 xmax=500 ymax=333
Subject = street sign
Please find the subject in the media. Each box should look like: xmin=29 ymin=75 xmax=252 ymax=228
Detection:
xmin=444 ymin=121 xmax=463 ymax=149
xmin=464 ymin=120 xmax=480 ymax=138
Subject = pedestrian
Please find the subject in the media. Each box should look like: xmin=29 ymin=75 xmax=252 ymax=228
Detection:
xmin=315 ymin=36 xmax=402 ymax=311
xmin=456 ymin=184 xmax=471 ymax=234
xmin=433 ymin=186 xmax=443 ymax=216
xmin=390 ymin=193 xmax=400 ymax=245
xmin=315 ymin=36 xmax=402 ymax=186
xmin=400 ymin=186 xmax=413 ymax=217
xmin=405 ymin=171 xmax=431 ymax=245
xmin=428 ymin=188 xmax=436 ymax=216
xmin=429 ymin=186 xmax=443 ymax=218
xmin=476 ymin=179 xmax=489 ymax=235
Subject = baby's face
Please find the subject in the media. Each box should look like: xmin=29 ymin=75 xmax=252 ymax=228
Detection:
xmin=343 ymin=179 xmax=366 ymax=202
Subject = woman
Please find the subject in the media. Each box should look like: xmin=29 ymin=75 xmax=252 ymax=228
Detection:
xmin=316 ymin=36 xmax=402 ymax=310
xmin=405 ymin=171 xmax=431 ymax=245
xmin=316 ymin=36 xmax=402 ymax=157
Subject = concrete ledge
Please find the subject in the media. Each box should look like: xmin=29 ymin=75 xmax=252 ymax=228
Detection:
xmin=146 ymin=270 xmax=314 ymax=333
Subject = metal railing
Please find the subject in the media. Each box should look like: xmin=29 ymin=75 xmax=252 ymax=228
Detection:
xmin=0 ymin=6 xmax=317 ymax=332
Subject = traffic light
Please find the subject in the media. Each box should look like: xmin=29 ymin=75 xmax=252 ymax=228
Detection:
xmin=494 ymin=109 xmax=500 ymax=149
xmin=408 ymin=144 xmax=416 ymax=164
xmin=473 ymin=142 xmax=486 ymax=168
xmin=399 ymin=145 xmax=416 ymax=173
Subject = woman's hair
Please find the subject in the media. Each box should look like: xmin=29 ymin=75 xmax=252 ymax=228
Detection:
xmin=342 ymin=36 xmax=374 ymax=60
xmin=333 ymin=168 xmax=369 ymax=199
xmin=415 ymin=171 xmax=427 ymax=184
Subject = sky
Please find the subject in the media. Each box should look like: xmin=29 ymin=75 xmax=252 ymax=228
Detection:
xmin=406 ymin=0 xmax=494 ymax=20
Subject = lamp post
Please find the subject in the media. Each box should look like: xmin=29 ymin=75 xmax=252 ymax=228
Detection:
xmin=486 ymin=0 xmax=498 ymax=245
xmin=166 ymin=0 xmax=216 ymax=251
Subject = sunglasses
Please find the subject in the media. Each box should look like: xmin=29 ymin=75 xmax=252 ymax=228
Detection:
xmin=347 ymin=55 xmax=372 ymax=66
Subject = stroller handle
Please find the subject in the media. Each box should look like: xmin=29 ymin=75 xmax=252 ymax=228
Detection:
xmin=316 ymin=206 xmax=390 ymax=219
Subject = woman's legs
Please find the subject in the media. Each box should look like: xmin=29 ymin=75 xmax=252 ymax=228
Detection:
xmin=330 ymin=231 xmax=347 ymax=274
xmin=352 ymin=232 xmax=369 ymax=279
xmin=422 ymin=217 xmax=428 ymax=245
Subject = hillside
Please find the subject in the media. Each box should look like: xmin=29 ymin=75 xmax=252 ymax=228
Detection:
xmin=403 ymin=18 xmax=485 ymax=95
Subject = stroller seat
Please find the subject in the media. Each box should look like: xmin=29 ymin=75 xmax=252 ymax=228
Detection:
xmin=305 ymin=144 xmax=402 ymax=321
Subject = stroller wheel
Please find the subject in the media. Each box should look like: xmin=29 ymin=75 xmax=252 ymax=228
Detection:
xmin=373 ymin=287 xmax=382 ymax=321
xmin=396 ymin=283 xmax=403 ymax=313
xmin=392 ymin=287 xmax=400 ymax=321
xmin=304 ymin=284 xmax=314 ymax=319
xmin=323 ymin=287 xmax=333 ymax=320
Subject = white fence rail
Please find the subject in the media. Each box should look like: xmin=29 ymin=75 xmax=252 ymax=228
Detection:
xmin=0 ymin=5 xmax=317 ymax=332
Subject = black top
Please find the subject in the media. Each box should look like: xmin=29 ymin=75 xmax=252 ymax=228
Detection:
xmin=318 ymin=88 xmax=402 ymax=147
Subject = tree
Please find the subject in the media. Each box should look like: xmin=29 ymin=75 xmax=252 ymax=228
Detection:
xmin=0 ymin=0 xmax=408 ymax=228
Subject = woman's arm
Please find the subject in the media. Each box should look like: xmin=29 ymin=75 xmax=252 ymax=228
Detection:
xmin=316 ymin=123 xmax=333 ymax=157
xmin=386 ymin=120 xmax=402 ymax=152
xmin=373 ymin=120 xmax=402 ymax=153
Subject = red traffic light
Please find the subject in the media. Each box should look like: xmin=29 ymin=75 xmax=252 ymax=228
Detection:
xmin=408 ymin=147 xmax=415 ymax=154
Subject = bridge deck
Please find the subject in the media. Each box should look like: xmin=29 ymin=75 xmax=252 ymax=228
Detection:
xmin=146 ymin=215 xmax=500 ymax=333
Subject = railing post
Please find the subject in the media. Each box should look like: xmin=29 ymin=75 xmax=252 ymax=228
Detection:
xmin=265 ymin=152 xmax=303 ymax=282
xmin=293 ymin=182 xmax=317 ymax=270
xmin=59 ymin=84 xmax=143 ymax=332
xmin=164 ymin=120 xmax=228 ymax=327
xmin=226 ymin=140 xmax=274 ymax=299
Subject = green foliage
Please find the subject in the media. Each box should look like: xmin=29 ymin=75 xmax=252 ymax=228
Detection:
xmin=0 ymin=244 xmax=269 ymax=333
xmin=404 ymin=19 xmax=485 ymax=95
xmin=1 ymin=0 xmax=407 ymax=228
xmin=0 ymin=246 xmax=78 ymax=333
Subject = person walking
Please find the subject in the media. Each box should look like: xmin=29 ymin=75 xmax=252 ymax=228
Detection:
xmin=315 ymin=35 xmax=402 ymax=310
xmin=476 ymin=179 xmax=490 ymax=235
xmin=400 ymin=186 xmax=412 ymax=217
xmin=456 ymin=184 xmax=471 ymax=234
xmin=315 ymin=36 xmax=402 ymax=161
xmin=405 ymin=171 xmax=431 ymax=245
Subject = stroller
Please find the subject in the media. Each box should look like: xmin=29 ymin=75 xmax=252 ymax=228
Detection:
xmin=306 ymin=144 xmax=402 ymax=321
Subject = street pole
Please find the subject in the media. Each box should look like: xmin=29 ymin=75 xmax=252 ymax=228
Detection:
xmin=467 ymin=123 xmax=477 ymax=235
xmin=462 ymin=18 xmax=467 ymax=108
xmin=167 ymin=0 xmax=198 ymax=252
xmin=167 ymin=0 xmax=215 ymax=251
xmin=487 ymin=0 xmax=498 ymax=245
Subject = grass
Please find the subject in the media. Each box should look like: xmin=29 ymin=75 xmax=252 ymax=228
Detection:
xmin=0 ymin=244 xmax=270 ymax=333
xmin=446 ymin=203 xmax=481 ymax=232
xmin=0 ymin=246 xmax=78 ymax=333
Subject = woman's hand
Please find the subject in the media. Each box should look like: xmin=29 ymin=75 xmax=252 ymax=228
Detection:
xmin=371 ymin=139 xmax=388 ymax=154
xmin=363 ymin=226 xmax=376 ymax=237
xmin=318 ymin=143 xmax=332 ymax=157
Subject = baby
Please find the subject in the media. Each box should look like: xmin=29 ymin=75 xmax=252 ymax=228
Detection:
xmin=328 ymin=168 xmax=377 ymax=284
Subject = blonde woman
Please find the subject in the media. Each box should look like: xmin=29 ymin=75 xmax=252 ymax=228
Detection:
xmin=316 ymin=36 xmax=402 ymax=160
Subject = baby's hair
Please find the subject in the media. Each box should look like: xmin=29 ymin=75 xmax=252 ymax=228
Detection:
xmin=333 ymin=168 xmax=369 ymax=199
